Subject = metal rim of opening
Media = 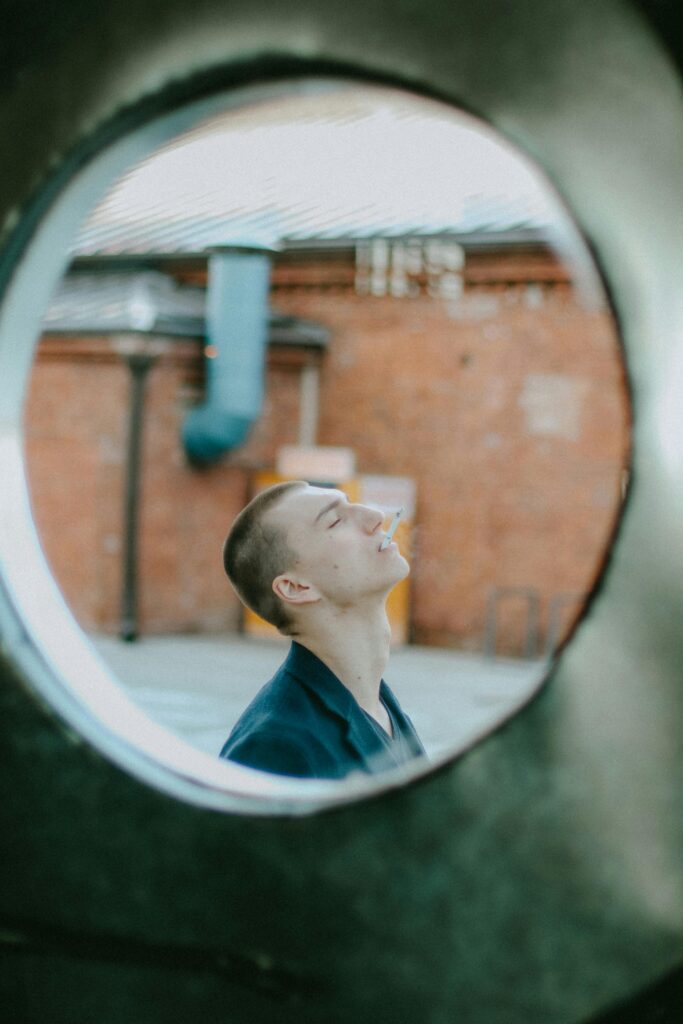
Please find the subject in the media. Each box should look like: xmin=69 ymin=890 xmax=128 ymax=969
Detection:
xmin=0 ymin=73 xmax=624 ymax=817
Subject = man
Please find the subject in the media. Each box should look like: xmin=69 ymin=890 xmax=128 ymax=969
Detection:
xmin=219 ymin=479 xmax=425 ymax=779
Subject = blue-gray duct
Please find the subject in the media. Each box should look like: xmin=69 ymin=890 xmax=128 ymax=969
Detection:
xmin=183 ymin=248 xmax=272 ymax=463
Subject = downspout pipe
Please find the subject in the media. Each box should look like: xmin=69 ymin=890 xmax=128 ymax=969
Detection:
xmin=119 ymin=350 xmax=156 ymax=642
xmin=182 ymin=246 xmax=274 ymax=463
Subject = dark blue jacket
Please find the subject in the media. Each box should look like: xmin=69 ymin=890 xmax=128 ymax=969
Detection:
xmin=220 ymin=641 xmax=425 ymax=779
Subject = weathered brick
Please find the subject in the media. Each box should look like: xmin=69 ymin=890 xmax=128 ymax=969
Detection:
xmin=24 ymin=247 xmax=629 ymax=655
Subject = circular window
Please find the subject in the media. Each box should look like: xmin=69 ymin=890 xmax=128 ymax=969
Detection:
xmin=3 ymin=79 xmax=629 ymax=813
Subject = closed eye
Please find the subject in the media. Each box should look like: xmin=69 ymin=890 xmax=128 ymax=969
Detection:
xmin=328 ymin=518 xmax=341 ymax=528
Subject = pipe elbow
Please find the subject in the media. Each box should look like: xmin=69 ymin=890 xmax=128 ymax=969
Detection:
xmin=182 ymin=408 xmax=255 ymax=464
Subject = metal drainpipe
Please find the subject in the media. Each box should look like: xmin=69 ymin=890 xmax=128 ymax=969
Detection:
xmin=116 ymin=338 xmax=165 ymax=642
xmin=298 ymin=360 xmax=320 ymax=446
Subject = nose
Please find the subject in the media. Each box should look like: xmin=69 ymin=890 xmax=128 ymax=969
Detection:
xmin=356 ymin=503 xmax=384 ymax=534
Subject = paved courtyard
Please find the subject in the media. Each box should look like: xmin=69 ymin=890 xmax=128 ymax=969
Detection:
xmin=92 ymin=633 xmax=549 ymax=762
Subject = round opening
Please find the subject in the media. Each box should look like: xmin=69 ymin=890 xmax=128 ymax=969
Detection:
xmin=2 ymin=77 xmax=629 ymax=813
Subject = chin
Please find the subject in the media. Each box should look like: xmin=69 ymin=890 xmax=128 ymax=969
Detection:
xmin=393 ymin=554 xmax=410 ymax=581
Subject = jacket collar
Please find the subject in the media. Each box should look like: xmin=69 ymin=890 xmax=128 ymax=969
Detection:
xmin=284 ymin=642 xmax=387 ymax=759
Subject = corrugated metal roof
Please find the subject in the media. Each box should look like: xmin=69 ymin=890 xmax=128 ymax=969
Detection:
xmin=73 ymin=86 xmax=562 ymax=258
xmin=42 ymin=272 xmax=205 ymax=335
xmin=41 ymin=271 xmax=329 ymax=347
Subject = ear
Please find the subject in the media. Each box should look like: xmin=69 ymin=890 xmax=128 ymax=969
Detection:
xmin=272 ymin=574 xmax=321 ymax=607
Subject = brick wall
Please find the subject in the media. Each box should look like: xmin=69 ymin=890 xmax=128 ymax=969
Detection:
xmin=25 ymin=337 xmax=249 ymax=634
xmin=24 ymin=245 xmax=629 ymax=654
xmin=266 ymin=263 xmax=628 ymax=653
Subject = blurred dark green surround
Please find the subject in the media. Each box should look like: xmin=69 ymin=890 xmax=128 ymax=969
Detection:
xmin=1 ymin=2 xmax=682 ymax=1020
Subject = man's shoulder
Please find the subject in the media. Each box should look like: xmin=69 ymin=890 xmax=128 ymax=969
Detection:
xmin=219 ymin=645 xmax=350 ymax=776
xmin=220 ymin=722 xmax=331 ymax=777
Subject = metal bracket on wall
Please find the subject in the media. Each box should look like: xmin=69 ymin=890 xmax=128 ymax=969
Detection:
xmin=483 ymin=585 xmax=540 ymax=659
xmin=544 ymin=593 xmax=586 ymax=658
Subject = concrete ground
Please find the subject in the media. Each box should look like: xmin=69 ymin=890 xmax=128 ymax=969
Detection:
xmin=92 ymin=633 xmax=549 ymax=762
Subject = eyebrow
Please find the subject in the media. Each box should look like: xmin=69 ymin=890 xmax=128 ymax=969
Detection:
xmin=314 ymin=497 xmax=343 ymax=524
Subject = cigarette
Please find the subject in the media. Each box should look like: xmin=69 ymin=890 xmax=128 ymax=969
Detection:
xmin=379 ymin=507 xmax=404 ymax=550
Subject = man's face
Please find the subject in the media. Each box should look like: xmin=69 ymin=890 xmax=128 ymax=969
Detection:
xmin=268 ymin=485 xmax=409 ymax=609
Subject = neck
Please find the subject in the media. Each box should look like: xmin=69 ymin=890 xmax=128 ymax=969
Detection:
xmin=294 ymin=600 xmax=392 ymax=718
